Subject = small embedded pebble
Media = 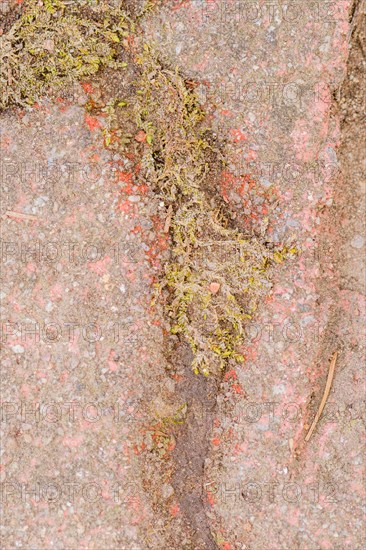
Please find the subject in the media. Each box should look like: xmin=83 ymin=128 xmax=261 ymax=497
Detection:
xmin=12 ymin=345 xmax=24 ymax=354
xmin=161 ymin=483 xmax=174 ymax=499
xmin=43 ymin=39 xmax=55 ymax=53
xmin=209 ymin=282 xmax=220 ymax=294
xmin=350 ymin=235 xmax=364 ymax=249
xmin=135 ymin=130 xmax=146 ymax=143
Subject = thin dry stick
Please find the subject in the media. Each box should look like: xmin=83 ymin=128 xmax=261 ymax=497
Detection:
xmin=305 ymin=351 xmax=338 ymax=442
xmin=163 ymin=204 xmax=173 ymax=233
xmin=5 ymin=211 xmax=38 ymax=221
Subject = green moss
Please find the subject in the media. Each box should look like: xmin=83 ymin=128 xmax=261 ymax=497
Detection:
xmin=0 ymin=0 xmax=129 ymax=109
xmin=123 ymin=50 xmax=274 ymax=376
xmin=160 ymin=403 xmax=188 ymax=427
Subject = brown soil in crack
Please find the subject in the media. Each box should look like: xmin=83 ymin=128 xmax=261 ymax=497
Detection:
xmin=170 ymin=343 xmax=220 ymax=550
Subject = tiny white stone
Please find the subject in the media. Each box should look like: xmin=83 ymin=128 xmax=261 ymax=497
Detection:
xmin=350 ymin=235 xmax=364 ymax=249
xmin=161 ymin=483 xmax=174 ymax=499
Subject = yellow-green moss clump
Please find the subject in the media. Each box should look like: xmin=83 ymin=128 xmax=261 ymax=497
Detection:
xmin=127 ymin=49 xmax=273 ymax=376
xmin=1 ymin=1 xmax=283 ymax=376
xmin=0 ymin=0 xmax=130 ymax=109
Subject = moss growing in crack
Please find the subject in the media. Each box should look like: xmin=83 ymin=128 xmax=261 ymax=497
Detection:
xmin=124 ymin=48 xmax=275 ymax=376
xmin=1 ymin=1 xmax=287 ymax=376
xmin=0 ymin=0 xmax=130 ymax=109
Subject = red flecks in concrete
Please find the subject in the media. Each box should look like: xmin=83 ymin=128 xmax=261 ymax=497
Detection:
xmin=89 ymin=152 xmax=101 ymax=163
xmin=20 ymin=384 xmax=31 ymax=397
xmin=172 ymin=0 xmax=191 ymax=12
xmin=85 ymin=114 xmax=102 ymax=132
xmin=124 ymin=266 xmax=138 ymax=282
xmin=230 ymin=128 xmax=247 ymax=142
xmin=58 ymin=372 xmax=68 ymax=383
xmin=134 ymin=163 xmax=142 ymax=179
xmin=192 ymin=51 xmax=210 ymax=72
xmin=24 ymin=262 xmax=35 ymax=274
xmin=319 ymin=539 xmax=333 ymax=550
xmin=206 ymin=490 xmax=216 ymax=506
xmin=58 ymin=102 xmax=69 ymax=112
xmin=133 ymin=442 xmax=146 ymax=455
xmin=231 ymin=384 xmax=244 ymax=395
xmin=81 ymin=82 xmax=94 ymax=94
xmin=224 ymin=369 xmax=237 ymax=381
xmin=116 ymin=198 xmax=137 ymax=215
xmin=12 ymin=190 xmax=30 ymax=212
xmin=170 ymin=502 xmax=180 ymax=517
xmin=129 ymin=494 xmax=147 ymax=525
xmin=0 ymin=133 xmax=11 ymax=149
xmin=88 ymin=255 xmax=112 ymax=276
xmin=124 ymin=151 xmax=136 ymax=162
xmin=49 ymin=283 xmax=63 ymax=301
xmin=167 ymin=439 xmax=176 ymax=452
xmin=62 ymin=435 xmax=84 ymax=448
xmin=233 ymin=442 xmax=248 ymax=456
xmin=136 ymin=182 xmax=149 ymax=195
xmin=245 ymin=149 xmax=257 ymax=161
xmin=132 ymin=224 xmax=143 ymax=234
xmin=116 ymin=169 xmax=134 ymax=184
xmin=68 ymin=332 xmax=80 ymax=353
xmin=220 ymin=170 xmax=260 ymax=212
xmin=212 ymin=437 xmax=221 ymax=446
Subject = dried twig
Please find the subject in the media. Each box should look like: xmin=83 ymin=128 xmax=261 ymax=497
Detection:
xmin=305 ymin=351 xmax=338 ymax=442
xmin=5 ymin=210 xmax=37 ymax=221
xmin=163 ymin=204 xmax=173 ymax=233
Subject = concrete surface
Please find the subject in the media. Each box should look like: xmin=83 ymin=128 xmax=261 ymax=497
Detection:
xmin=1 ymin=0 xmax=365 ymax=549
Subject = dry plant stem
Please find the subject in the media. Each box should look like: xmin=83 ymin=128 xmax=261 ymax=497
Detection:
xmin=305 ymin=351 xmax=338 ymax=442
xmin=5 ymin=210 xmax=38 ymax=220
xmin=164 ymin=204 xmax=173 ymax=233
